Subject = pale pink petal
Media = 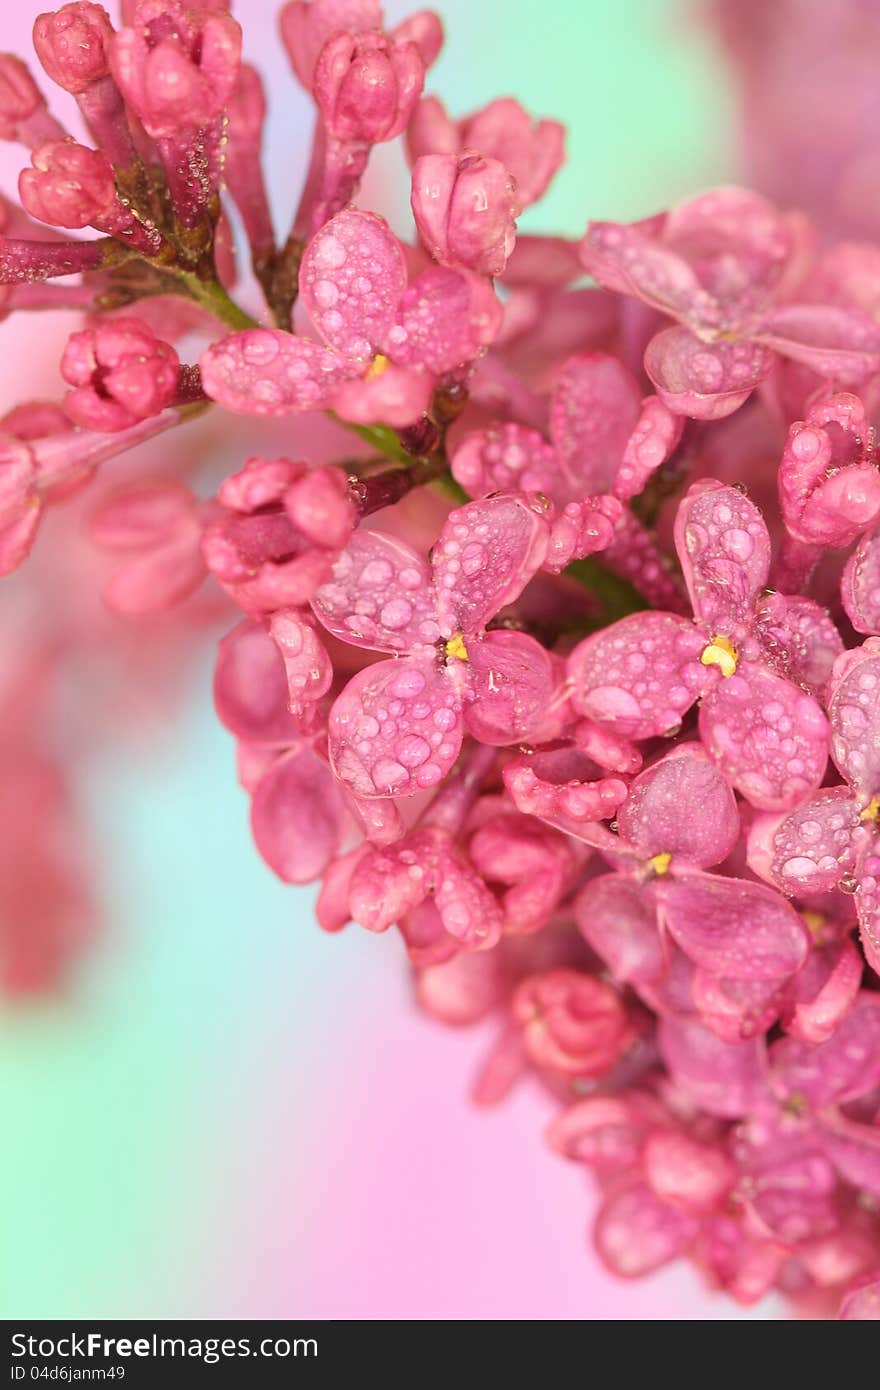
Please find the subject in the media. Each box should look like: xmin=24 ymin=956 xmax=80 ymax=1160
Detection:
xmin=100 ymin=536 xmax=205 ymax=615
xmin=842 ymin=530 xmax=880 ymax=635
xmin=575 ymin=873 xmax=665 ymax=985
xmin=658 ymin=1016 xmax=766 ymax=1117
xmin=451 ymin=422 xmax=561 ymax=498
xmin=311 ymin=528 xmax=438 ymax=653
xmin=756 ymin=304 xmax=880 ymax=384
xmin=594 ymin=1182 xmax=699 ymax=1278
xmin=384 ymin=265 xmax=502 ymax=373
xmin=580 ymin=218 xmax=717 ymax=325
xmin=315 ymin=845 xmax=367 ymax=933
xmin=416 ymin=949 xmax=506 ymax=1025
xmin=433 ymin=838 xmax=504 ymax=949
xmin=549 ymin=352 xmax=642 ymax=494
xmin=460 ymin=97 xmax=565 ymax=208
xmin=644 ymin=325 xmax=772 ymax=420
xmin=673 ymin=478 xmax=770 ymax=631
xmin=699 ymin=663 xmax=829 ymax=812
xmin=657 ymin=872 xmax=808 ymax=982
xmin=200 ymin=329 xmax=351 ymax=415
xmin=431 ymin=493 xmax=549 ymax=636
xmin=250 ymin=747 xmax=344 ymax=884
xmin=614 ymin=395 xmax=683 ymax=501
xmin=546 ymin=1094 xmax=662 ymax=1170
xmin=826 ymin=641 xmax=880 ymax=800
xmin=746 ymin=787 xmax=861 ymax=897
xmin=618 ymin=743 xmax=739 ymax=869
xmin=328 ymin=361 xmax=433 ymax=428
xmin=267 ymin=610 xmax=333 ymax=713
xmin=567 ymin=611 xmax=707 ymax=739
xmin=299 ymin=209 xmax=406 ymax=358
xmin=770 ymin=993 xmax=880 ymax=1109
xmin=346 ymin=790 xmax=405 ymax=847
xmin=462 ymin=629 xmax=554 ymax=745
xmin=643 ymin=1129 xmax=735 ymax=1215
xmin=328 ymin=657 xmax=463 ymax=797
xmin=662 ymin=187 xmax=794 ymax=306
xmin=214 ymin=621 xmax=301 ymax=744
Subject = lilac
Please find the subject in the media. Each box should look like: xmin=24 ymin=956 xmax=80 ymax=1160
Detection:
xmin=410 ymin=152 xmax=519 ymax=277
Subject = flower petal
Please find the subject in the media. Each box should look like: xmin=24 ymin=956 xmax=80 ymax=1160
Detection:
xmin=328 ymin=361 xmax=433 ymax=428
xmin=311 ymin=527 xmax=439 ymax=653
xmin=214 ymin=620 xmax=302 ymax=744
xmin=618 ymin=743 xmax=740 ymax=869
xmin=451 ymin=422 xmax=561 ymax=499
xmin=575 ymin=873 xmax=664 ymax=985
xmin=673 ymin=478 xmax=770 ymax=631
xmin=200 ymin=329 xmax=350 ymax=414
xmin=755 ymin=592 xmax=845 ymax=694
xmin=299 ymin=209 xmax=406 ymax=358
xmin=549 ymin=351 xmax=642 ymax=493
xmin=644 ymin=325 xmax=771 ymax=420
xmin=746 ymin=787 xmax=861 ymax=896
xmin=657 ymin=871 xmax=809 ymax=981
xmin=839 ymin=1273 xmax=880 ymax=1320
xmin=826 ymin=640 xmax=880 ymax=800
xmin=770 ymin=993 xmax=880 ymax=1109
xmin=267 ymin=610 xmax=333 ymax=714
xmin=580 ymin=217 xmax=714 ymax=324
xmin=842 ymin=530 xmax=880 ymax=636
xmin=250 ymin=747 xmax=344 ymax=884
xmin=757 ymin=304 xmax=880 ymax=384
xmin=384 ymin=265 xmax=502 ymax=373
xmin=328 ymin=657 xmax=463 ymax=797
xmin=658 ymin=1015 xmax=766 ymax=1117
xmin=594 ymin=1182 xmax=699 ymax=1278
xmin=567 ymin=611 xmax=707 ymax=739
xmin=614 ymin=395 xmax=683 ymax=501
xmin=431 ymin=493 xmax=549 ymax=636
xmin=462 ymin=628 xmax=555 ymax=745
xmin=699 ymin=663 xmax=829 ymax=812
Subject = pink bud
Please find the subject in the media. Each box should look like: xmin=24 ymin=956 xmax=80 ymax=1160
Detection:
xmin=411 ymin=152 xmax=518 ymax=277
xmin=314 ymin=31 xmax=424 ymax=144
xmin=19 ymin=139 xmax=116 ymax=229
xmin=284 ymin=466 xmax=356 ymax=551
xmin=779 ymin=393 xmax=880 ymax=547
xmin=280 ymin=0 xmax=382 ymax=88
xmin=390 ymin=10 xmax=444 ymax=67
xmin=33 ymin=3 xmax=114 ymax=95
xmin=511 ymin=968 xmax=634 ymax=1077
xmin=61 ymin=317 xmax=180 ymax=432
xmin=110 ymin=0 xmax=241 ymax=138
xmin=0 ymin=54 xmax=65 ymax=146
xmin=643 ymin=1129 xmax=736 ymax=1215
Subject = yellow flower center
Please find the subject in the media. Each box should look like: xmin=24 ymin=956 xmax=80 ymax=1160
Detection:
xmin=445 ymin=632 xmax=470 ymax=663
xmin=802 ymin=910 xmax=828 ymax=945
xmin=365 ymin=353 xmax=390 ymax=380
xmin=700 ymin=634 xmax=738 ymax=678
xmin=860 ymin=796 xmax=880 ymax=823
xmin=648 ymin=851 xmax=672 ymax=877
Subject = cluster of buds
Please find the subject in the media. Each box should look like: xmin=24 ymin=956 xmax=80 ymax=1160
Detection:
xmin=3 ymin=0 xmax=880 ymax=1319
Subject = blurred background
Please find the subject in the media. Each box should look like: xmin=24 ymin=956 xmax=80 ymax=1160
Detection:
xmin=0 ymin=0 xmax=834 ymax=1319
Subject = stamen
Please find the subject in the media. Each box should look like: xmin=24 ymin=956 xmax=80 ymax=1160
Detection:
xmin=365 ymin=353 xmax=390 ymax=381
xmin=445 ymin=632 xmax=469 ymax=663
xmin=648 ymin=851 xmax=672 ymax=876
xmin=700 ymin=634 xmax=738 ymax=677
xmin=860 ymin=796 xmax=880 ymax=823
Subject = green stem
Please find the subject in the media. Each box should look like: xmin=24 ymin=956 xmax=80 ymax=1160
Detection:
xmin=176 ymin=272 xmax=260 ymax=331
xmin=565 ymin=556 xmax=647 ymax=625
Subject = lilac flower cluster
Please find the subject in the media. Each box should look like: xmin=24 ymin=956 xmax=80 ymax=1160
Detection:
xmin=3 ymin=0 xmax=880 ymax=1318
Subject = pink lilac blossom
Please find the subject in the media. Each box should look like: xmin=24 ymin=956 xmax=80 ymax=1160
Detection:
xmin=3 ymin=0 xmax=880 ymax=1322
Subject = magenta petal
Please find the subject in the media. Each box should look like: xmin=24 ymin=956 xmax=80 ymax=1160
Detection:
xmin=618 ymin=743 xmax=739 ymax=869
xmin=451 ymin=422 xmax=561 ymax=498
xmin=658 ymin=1016 xmax=765 ymax=1117
xmin=784 ymin=937 xmax=864 ymax=1046
xmin=433 ymin=839 xmax=504 ymax=950
xmin=594 ymin=1182 xmax=699 ymax=1279
xmin=311 ymin=528 xmax=438 ymax=653
xmin=462 ymin=629 xmax=554 ymax=745
xmin=250 ymin=747 xmax=344 ymax=884
xmin=547 ymin=1094 xmax=661 ymax=1170
xmin=299 ymin=209 xmax=406 ymax=357
xmin=770 ymin=994 xmax=880 ymax=1109
xmin=214 ymin=621 xmax=301 ymax=744
xmin=385 ymin=265 xmax=502 ymax=374
xmin=839 ymin=1273 xmax=880 ymax=1320
xmin=200 ymin=329 xmax=351 ymax=414
xmin=749 ymin=1154 xmax=839 ymax=1244
xmin=328 ymin=657 xmax=462 ymax=797
xmin=503 ymin=747 xmax=628 ymax=836
xmin=614 ymin=395 xmax=683 ymax=501
xmin=644 ymin=325 xmax=772 ymax=420
xmin=827 ymin=641 xmax=880 ymax=799
xmin=756 ymin=304 xmax=880 ymax=384
xmin=842 ymin=531 xmax=880 ymax=636
xmin=657 ymin=872 xmax=808 ymax=982
xmin=699 ymin=663 xmax=829 ymax=812
xmin=746 ymin=787 xmax=861 ymax=897
xmin=857 ymin=873 xmax=880 ymax=979
xmin=549 ymin=352 xmax=642 ymax=494
xmin=821 ymin=1119 xmax=880 ymax=1200
xmin=575 ymin=874 xmax=664 ymax=985
xmin=432 ymin=493 xmax=549 ymax=635
xmin=692 ymin=971 xmax=785 ymax=1043
xmin=674 ymin=479 xmax=770 ymax=630
xmin=567 ymin=611 xmax=707 ymax=739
